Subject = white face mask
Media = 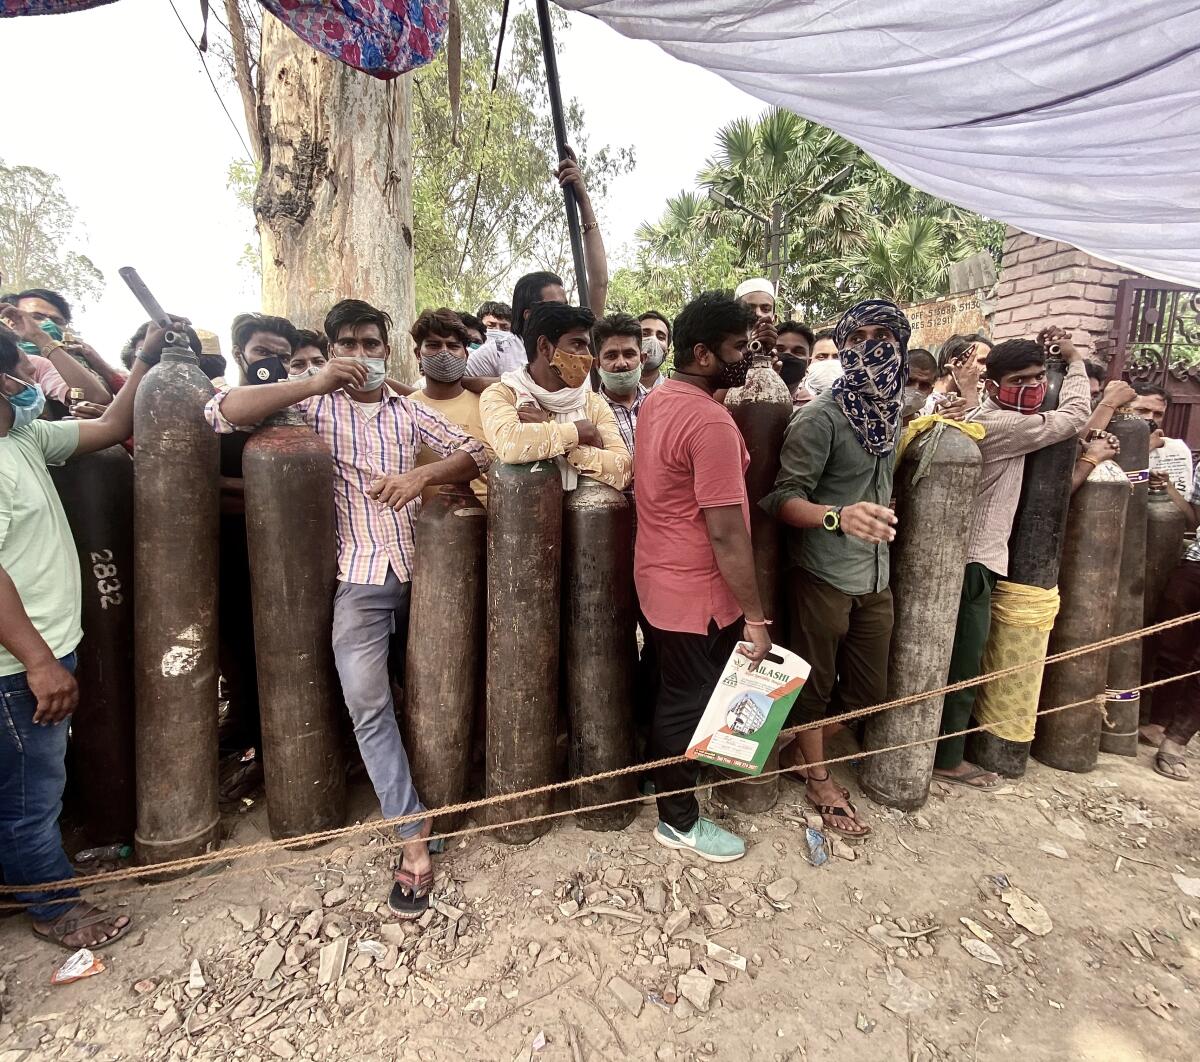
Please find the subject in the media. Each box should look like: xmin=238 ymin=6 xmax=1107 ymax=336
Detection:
xmin=804 ymin=359 xmax=844 ymax=395
xmin=354 ymin=357 xmax=387 ymax=390
xmin=290 ymin=366 xmax=322 ymax=379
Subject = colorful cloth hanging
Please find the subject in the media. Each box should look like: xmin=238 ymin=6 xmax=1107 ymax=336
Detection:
xmin=0 ymin=0 xmax=117 ymax=15
xmin=260 ymin=0 xmax=449 ymax=79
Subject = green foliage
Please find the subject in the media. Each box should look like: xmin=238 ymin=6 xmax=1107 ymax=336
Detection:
xmin=619 ymin=108 xmax=1003 ymax=323
xmin=227 ymin=158 xmax=261 ymax=282
xmin=411 ymin=0 xmax=632 ymax=312
xmin=0 ymin=159 xmax=103 ymax=306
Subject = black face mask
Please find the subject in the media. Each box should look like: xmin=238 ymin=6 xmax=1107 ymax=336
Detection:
xmin=247 ymin=356 xmax=288 ymax=385
xmin=778 ymin=356 xmax=807 ymax=389
xmin=716 ymin=352 xmax=750 ymax=389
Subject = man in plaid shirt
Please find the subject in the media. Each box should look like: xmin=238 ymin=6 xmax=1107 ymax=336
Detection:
xmin=206 ymin=299 xmax=489 ymax=918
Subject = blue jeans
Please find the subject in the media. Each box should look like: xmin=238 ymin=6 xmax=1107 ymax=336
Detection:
xmin=0 ymin=653 xmax=81 ymax=922
xmin=332 ymin=574 xmax=426 ymax=837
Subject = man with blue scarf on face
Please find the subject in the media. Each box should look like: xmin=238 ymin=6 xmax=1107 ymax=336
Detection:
xmin=761 ymin=298 xmax=911 ymax=840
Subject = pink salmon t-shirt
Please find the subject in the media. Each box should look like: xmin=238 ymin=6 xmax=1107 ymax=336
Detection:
xmin=633 ymin=379 xmax=750 ymax=635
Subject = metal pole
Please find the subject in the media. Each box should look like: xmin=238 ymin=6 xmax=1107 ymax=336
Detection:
xmin=534 ymin=0 xmax=588 ymax=309
xmin=768 ymin=201 xmax=784 ymax=289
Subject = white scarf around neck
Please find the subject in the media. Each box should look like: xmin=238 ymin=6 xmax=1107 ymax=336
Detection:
xmin=500 ymin=366 xmax=590 ymax=490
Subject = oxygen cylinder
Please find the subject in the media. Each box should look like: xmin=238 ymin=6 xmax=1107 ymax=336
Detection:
xmin=563 ymin=481 xmax=637 ymax=830
xmin=486 ymin=462 xmax=562 ymax=844
xmin=51 ymin=445 xmax=136 ymax=844
xmin=133 ymin=339 xmax=221 ymax=864
xmin=722 ymin=351 xmax=793 ymax=813
xmin=243 ymin=413 xmax=345 ymax=839
xmin=860 ymin=424 xmax=982 ymax=810
xmin=1140 ymin=485 xmax=1189 ymax=719
xmin=1100 ymin=413 xmax=1150 ymax=755
xmin=725 ymin=351 xmax=792 ymax=625
xmin=1032 ymin=460 xmax=1129 ymax=772
xmin=404 ymin=488 xmax=487 ymax=830
xmin=969 ymin=358 xmax=1073 ymax=777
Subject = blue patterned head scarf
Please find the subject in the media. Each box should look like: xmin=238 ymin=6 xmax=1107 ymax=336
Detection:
xmin=830 ymin=299 xmax=912 ymax=457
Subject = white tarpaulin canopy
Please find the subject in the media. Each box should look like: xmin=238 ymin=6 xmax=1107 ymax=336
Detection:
xmin=561 ymin=1 xmax=1200 ymax=286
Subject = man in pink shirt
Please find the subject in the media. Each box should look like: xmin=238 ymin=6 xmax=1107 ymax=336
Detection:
xmin=634 ymin=291 xmax=771 ymax=863
xmin=206 ymin=300 xmax=488 ymax=919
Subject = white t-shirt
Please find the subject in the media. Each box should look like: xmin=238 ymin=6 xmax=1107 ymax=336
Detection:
xmin=465 ymin=331 xmax=527 ymax=377
xmin=1150 ymin=436 xmax=1193 ymax=493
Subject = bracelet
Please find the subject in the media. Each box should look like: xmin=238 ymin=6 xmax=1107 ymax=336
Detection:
xmin=744 ymin=618 xmax=772 ymax=627
xmin=1078 ymin=455 xmax=1100 ymax=468
xmin=582 ymin=220 xmax=599 ymax=233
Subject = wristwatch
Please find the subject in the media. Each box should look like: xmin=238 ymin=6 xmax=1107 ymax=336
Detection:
xmin=822 ymin=506 xmax=844 ymax=534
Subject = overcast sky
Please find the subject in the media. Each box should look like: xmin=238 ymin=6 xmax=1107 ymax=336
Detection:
xmin=0 ymin=0 xmax=762 ymax=360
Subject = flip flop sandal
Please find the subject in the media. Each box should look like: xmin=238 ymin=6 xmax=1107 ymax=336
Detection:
xmin=795 ymin=766 xmax=851 ymax=800
xmin=807 ymin=797 xmax=873 ymax=840
xmin=388 ymin=867 xmax=434 ymax=919
xmin=933 ymin=767 xmax=1001 ymax=791
xmin=1154 ymin=750 xmax=1190 ymax=782
xmin=34 ymin=902 xmax=131 ymax=951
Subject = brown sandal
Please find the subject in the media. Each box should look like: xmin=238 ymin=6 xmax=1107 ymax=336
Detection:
xmin=34 ymin=901 xmax=131 ymax=950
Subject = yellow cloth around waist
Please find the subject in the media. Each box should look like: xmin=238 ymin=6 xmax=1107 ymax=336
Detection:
xmin=895 ymin=414 xmax=986 ymax=463
xmin=973 ymin=582 xmax=1062 ymax=742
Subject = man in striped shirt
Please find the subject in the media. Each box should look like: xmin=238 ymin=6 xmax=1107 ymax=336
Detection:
xmin=205 ymin=299 xmax=489 ymax=919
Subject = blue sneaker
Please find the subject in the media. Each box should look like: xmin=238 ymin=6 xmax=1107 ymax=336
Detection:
xmin=654 ymin=818 xmax=746 ymax=863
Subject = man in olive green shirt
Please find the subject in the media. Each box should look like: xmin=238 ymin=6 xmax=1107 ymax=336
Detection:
xmin=761 ymin=299 xmax=911 ymax=840
xmin=0 ymin=313 xmax=162 ymax=950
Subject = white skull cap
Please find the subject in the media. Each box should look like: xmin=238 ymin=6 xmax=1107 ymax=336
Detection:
xmin=734 ymin=278 xmax=775 ymax=301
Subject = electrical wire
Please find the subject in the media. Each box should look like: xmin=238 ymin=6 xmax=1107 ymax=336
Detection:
xmin=167 ymin=0 xmax=255 ymax=161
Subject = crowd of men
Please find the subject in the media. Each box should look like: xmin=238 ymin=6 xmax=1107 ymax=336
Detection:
xmin=3 ymin=165 xmax=1199 ymax=948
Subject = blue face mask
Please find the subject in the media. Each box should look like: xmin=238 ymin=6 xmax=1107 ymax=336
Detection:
xmin=16 ymin=319 xmax=63 ymax=359
xmin=5 ymin=380 xmax=46 ymax=429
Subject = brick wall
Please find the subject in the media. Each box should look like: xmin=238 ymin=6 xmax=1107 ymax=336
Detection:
xmin=990 ymin=228 xmax=1137 ymax=363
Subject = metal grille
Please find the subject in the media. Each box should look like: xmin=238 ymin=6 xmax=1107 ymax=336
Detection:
xmin=1110 ymin=279 xmax=1200 ymax=449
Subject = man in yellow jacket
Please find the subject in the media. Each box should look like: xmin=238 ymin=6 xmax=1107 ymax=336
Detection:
xmin=479 ymin=302 xmax=631 ymax=492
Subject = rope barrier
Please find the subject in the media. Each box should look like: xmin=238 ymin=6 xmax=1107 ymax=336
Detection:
xmin=2 ymin=611 xmax=1196 ymax=910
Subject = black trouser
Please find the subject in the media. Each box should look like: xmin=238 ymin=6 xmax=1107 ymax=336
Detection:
xmin=646 ymin=617 xmax=743 ymax=832
xmin=1151 ymin=559 xmax=1200 ymax=745
xmin=218 ymin=513 xmax=261 ymax=753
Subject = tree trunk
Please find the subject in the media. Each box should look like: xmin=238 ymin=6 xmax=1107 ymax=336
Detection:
xmin=256 ymin=15 xmax=417 ymax=379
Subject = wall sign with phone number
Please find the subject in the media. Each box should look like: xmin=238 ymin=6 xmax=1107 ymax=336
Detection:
xmin=89 ymin=549 xmax=123 ymax=610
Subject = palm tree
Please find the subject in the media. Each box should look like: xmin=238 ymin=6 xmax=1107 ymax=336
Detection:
xmin=628 ymin=108 xmax=1000 ymax=320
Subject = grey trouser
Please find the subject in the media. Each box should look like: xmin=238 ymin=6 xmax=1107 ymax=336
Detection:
xmin=332 ymin=571 xmax=426 ymax=837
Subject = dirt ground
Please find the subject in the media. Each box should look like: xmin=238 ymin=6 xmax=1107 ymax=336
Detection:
xmin=2 ymin=734 xmax=1199 ymax=1062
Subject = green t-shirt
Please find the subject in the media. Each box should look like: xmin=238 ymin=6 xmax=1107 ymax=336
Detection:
xmin=760 ymin=392 xmax=896 ymax=596
xmin=0 ymin=420 xmax=82 ymax=676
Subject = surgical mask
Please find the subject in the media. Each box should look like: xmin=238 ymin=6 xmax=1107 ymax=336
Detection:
xmin=642 ymin=336 xmax=666 ymax=371
xmin=485 ymin=328 xmax=508 ymax=344
xmin=16 ymin=318 xmax=63 ymax=358
xmin=468 ymin=341 xmax=482 ymax=351
xmin=992 ymin=379 xmax=1047 ymax=414
xmin=246 ymin=356 xmax=288 ymax=385
xmin=804 ymin=359 xmax=844 ymax=395
xmin=420 ymin=350 xmax=467 ymax=384
xmin=549 ymin=346 xmax=593 ymax=389
xmin=5 ymin=380 xmax=46 ymax=429
xmin=290 ymin=365 xmax=322 ymax=379
xmin=358 ymin=357 xmax=387 ymax=391
xmin=598 ymin=365 xmax=642 ymax=395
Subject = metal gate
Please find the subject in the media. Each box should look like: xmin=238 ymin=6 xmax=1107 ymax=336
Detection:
xmin=1110 ymin=279 xmax=1200 ymax=450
